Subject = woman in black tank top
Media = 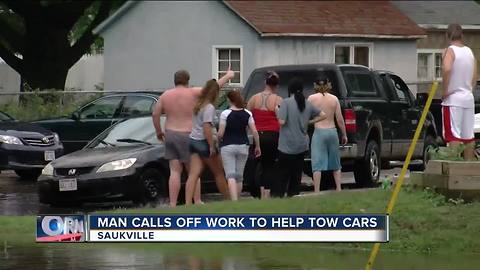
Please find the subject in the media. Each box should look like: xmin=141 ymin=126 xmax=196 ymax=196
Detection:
xmin=218 ymin=91 xmax=261 ymax=201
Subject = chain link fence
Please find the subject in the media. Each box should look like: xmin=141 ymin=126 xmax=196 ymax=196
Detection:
xmin=0 ymin=86 xmax=242 ymax=122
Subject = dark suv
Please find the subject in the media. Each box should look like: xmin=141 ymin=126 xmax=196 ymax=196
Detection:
xmin=242 ymin=64 xmax=440 ymax=187
xmin=34 ymin=92 xmax=161 ymax=154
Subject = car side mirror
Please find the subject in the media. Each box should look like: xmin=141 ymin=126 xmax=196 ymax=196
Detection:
xmin=72 ymin=111 xmax=80 ymax=121
xmin=416 ymin=93 xmax=428 ymax=106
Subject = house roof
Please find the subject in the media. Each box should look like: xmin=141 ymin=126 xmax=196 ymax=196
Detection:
xmin=224 ymin=0 xmax=425 ymax=39
xmin=391 ymin=1 xmax=480 ymax=29
xmin=93 ymin=1 xmax=139 ymax=35
xmin=94 ymin=0 xmax=425 ymax=39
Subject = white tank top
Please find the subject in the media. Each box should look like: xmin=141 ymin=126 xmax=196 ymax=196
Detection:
xmin=442 ymin=45 xmax=475 ymax=108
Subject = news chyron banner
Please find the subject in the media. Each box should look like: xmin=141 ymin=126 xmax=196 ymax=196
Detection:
xmin=37 ymin=214 xmax=388 ymax=243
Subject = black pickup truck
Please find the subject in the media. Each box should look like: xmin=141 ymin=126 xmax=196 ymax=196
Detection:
xmin=241 ymin=64 xmax=440 ymax=188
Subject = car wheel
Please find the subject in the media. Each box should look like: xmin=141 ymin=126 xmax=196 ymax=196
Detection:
xmin=354 ymin=140 xmax=381 ymax=187
xmin=134 ymin=168 xmax=167 ymax=205
xmin=15 ymin=169 xmax=41 ymax=180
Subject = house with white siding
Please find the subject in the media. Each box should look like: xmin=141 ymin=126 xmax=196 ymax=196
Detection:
xmin=93 ymin=0 xmax=425 ymax=91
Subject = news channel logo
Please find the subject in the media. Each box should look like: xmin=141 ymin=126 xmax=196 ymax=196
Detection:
xmin=36 ymin=215 xmax=86 ymax=242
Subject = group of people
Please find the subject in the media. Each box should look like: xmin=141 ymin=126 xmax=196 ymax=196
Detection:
xmin=152 ymin=68 xmax=347 ymax=207
xmin=151 ymin=23 xmax=477 ymax=207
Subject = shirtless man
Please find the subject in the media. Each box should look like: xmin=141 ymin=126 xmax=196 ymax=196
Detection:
xmin=152 ymin=70 xmax=234 ymax=206
xmin=307 ymin=76 xmax=347 ymax=192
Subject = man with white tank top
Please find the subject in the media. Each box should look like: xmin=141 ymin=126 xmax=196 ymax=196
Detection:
xmin=442 ymin=23 xmax=478 ymax=160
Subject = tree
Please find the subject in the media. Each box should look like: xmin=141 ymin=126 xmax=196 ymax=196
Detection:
xmin=0 ymin=0 xmax=125 ymax=90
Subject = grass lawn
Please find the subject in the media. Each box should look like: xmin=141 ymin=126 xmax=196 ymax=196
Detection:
xmin=1 ymin=188 xmax=479 ymax=255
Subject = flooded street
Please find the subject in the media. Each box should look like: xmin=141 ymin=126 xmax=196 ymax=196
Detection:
xmin=1 ymin=243 xmax=479 ymax=270
xmin=0 ymin=169 xmax=405 ymax=216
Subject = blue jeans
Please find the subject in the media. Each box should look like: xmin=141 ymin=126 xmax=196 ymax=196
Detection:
xmin=311 ymin=128 xmax=341 ymax=172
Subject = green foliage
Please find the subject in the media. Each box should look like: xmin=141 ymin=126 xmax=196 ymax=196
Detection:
xmin=0 ymin=90 xmax=102 ymax=121
xmin=428 ymin=145 xmax=466 ymax=161
xmin=421 ymin=187 xmax=447 ymax=207
xmin=69 ymin=0 xmax=126 ymax=54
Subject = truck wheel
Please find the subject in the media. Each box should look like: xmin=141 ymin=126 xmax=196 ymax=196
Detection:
xmin=411 ymin=135 xmax=437 ymax=171
xmin=354 ymin=140 xmax=381 ymax=187
xmin=15 ymin=169 xmax=41 ymax=180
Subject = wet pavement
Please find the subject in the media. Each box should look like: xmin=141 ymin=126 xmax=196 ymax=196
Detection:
xmin=1 ymin=243 xmax=478 ymax=270
xmin=0 ymin=168 xmax=404 ymax=216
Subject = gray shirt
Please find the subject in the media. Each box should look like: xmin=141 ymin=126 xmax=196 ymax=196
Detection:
xmin=277 ymin=97 xmax=321 ymax=154
xmin=190 ymin=104 xmax=216 ymax=140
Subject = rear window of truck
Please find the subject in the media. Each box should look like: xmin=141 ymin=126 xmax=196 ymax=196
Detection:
xmin=342 ymin=69 xmax=379 ymax=97
xmin=244 ymin=69 xmax=341 ymax=99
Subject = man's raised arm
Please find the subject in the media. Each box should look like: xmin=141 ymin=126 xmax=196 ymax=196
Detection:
xmin=190 ymin=70 xmax=235 ymax=95
xmin=217 ymin=70 xmax=235 ymax=88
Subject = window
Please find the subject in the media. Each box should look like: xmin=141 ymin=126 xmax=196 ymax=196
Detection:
xmin=214 ymin=47 xmax=242 ymax=85
xmin=342 ymin=69 xmax=378 ymax=97
xmin=119 ymin=96 xmax=155 ymax=118
xmin=334 ymin=44 xmax=372 ymax=67
xmin=389 ymin=75 xmax=412 ymax=103
xmin=79 ymin=96 xmax=123 ymax=120
xmin=417 ymin=50 xmax=443 ymax=81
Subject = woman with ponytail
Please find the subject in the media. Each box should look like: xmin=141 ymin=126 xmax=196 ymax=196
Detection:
xmin=274 ymin=78 xmax=326 ymax=197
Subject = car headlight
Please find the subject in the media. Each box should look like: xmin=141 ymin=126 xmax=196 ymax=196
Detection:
xmin=42 ymin=163 xmax=54 ymax=176
xmin=0 ymin=135 xmax=23 ymax=145
xmin=96 ymin=158 xmax=137 ymax=173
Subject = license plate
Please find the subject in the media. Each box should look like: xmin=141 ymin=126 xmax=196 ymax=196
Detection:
xmin=59 ymin=178 xmax=77 ymax=192
xmin=44 ymin=151 xmax=55 ymax=161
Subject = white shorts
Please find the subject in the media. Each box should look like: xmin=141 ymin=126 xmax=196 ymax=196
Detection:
xmin=442 ymin=106 xmax=475 ymax=143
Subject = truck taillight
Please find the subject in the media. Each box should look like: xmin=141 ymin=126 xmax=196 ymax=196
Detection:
xmin=344 ymin=109 xmax=357 ymax=133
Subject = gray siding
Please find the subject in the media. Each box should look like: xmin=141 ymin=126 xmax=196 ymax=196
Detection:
xmin=102 ymin=1 xmax=259 ymax=90
xmin=255 ymin=38 xmax=417 ymax=83
xmin=101 ymin=1 xmax=418 ymax=91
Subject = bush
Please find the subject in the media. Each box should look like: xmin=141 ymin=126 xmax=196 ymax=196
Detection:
xmin=0 ymin=90 xmax=102 ymax=122
xmin=428 ymin=144 xmax=466 ymax=161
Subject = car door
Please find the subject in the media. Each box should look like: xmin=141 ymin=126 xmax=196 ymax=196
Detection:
xmin=66 ymin=95 xmax=124 ymax=152
xmin=383 ymin=74 xmax=422 ymax=158
xmin=342 ymin=67 xmax=392 ymax=160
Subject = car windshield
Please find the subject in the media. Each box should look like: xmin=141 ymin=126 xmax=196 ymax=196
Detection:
xmin=88 ymin=116 xmax=165 ymax=148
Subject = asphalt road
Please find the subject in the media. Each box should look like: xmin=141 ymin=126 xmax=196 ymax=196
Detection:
xmin=0 ymin=167 xmax=408 ymax=216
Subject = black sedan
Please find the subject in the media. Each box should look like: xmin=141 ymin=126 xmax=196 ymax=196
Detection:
xmin=0 ymin=111 xmax=63 ymax=180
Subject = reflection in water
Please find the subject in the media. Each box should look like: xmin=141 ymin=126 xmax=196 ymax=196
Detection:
xmin=1 ymin=244 xmax=480 ymax=270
